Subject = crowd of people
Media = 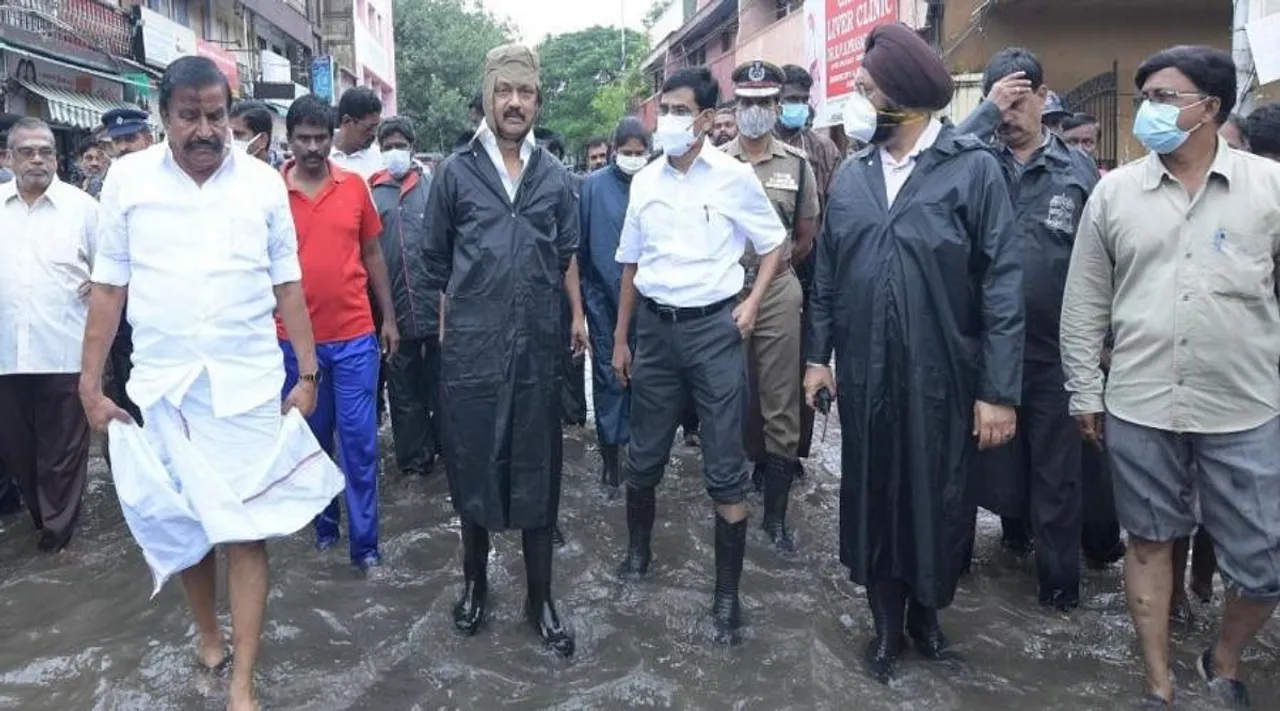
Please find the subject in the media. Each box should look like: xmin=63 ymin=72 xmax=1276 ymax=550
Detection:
xmin=2 ymin=22 xmax=1280 ymax=711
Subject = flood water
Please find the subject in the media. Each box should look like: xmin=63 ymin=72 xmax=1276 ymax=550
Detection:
xmin=2 ymin=397 xmax=1278 ymax=710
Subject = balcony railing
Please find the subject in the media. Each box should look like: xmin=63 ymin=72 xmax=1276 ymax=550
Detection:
xmin=0 ymin=0 xmax=132 ymax=58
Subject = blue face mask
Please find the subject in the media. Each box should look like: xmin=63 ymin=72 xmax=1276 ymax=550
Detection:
xmin=1132 ymin=99 xmax=1204 ymax=155
xmin=779 ymin=103 xmax=809 ymax=130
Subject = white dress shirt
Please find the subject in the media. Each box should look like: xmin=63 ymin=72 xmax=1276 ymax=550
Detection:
xmin=0 ymin=178 xmax=98 ymax=375
xmin=616 ymin=141 xmax=787 ymax=308
xmin=474 ymin=123 xmax=536 ymax=203
xmin=92 ymin=144 xmax=303 ymax=418
xmin=880 ymin=118 xmax=943 ymax=206
xmin=330 ymin=144 xmax=383 ymax=180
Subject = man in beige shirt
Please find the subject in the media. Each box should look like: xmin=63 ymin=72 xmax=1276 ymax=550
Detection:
xmin=1060 ymin=46 xmax=1280 ymax=709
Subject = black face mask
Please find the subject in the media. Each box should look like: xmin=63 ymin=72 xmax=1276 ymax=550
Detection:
xmin=869 ymin=103 xmax=906 ymax=146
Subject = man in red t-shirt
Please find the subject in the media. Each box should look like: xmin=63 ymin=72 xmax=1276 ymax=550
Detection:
xmin=277 ymin=94 xmax=399 ymax=575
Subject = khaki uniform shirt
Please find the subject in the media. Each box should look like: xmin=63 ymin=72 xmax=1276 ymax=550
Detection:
xmin=723 ymin=136 xmax=820 ymax=290
xmin=1060 ymin=139 xmax=1280 ymax=433
xmin=781 ymin=127 xmax=841 ymax=208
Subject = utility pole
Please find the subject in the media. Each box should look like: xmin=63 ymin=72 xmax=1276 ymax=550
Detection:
xmin=1233 ymin=0 xmax=1256 ymax=114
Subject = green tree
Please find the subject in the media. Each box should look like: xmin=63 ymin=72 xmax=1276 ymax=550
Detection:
xmin=393 ymin=0 xmax=513 ymax=152
xmin=535 ymin=26 xmax=647 ymax=152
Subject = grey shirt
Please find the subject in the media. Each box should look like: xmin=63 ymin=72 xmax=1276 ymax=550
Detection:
xmin=1060 ymin=138 xmax=1280 ymax=433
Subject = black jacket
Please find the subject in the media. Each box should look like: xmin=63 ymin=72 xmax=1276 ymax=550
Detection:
xmin=371 ymin=166 xmax=437 ymax=340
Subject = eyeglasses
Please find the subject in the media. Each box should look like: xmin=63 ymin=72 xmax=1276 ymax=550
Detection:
xmin=1132 ymin=88 xmax=1206 ymax=109
xmin=14 ymin=147 xmax=55 ymax=160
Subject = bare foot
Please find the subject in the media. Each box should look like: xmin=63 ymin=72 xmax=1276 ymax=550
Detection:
xmin=197 ymin=643 xmax=229 ymax=674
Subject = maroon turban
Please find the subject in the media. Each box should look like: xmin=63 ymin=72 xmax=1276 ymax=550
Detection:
xmin=862 ymin=23 xmax=954 ymax=112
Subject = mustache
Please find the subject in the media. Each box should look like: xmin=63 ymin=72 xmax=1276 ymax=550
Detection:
xmin=503 ymin=108 xmax=525 ymax=120
xmin=185 ymin=138 xmax=222 ymax=151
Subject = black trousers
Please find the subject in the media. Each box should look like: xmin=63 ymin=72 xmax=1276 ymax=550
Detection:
xmin=1080 ymin=438 xmax=1123 ymax=560
xmin=625 ymin=300 xmax=749 ymax=504
xmin=387 ymin=338 xmax=441 ymax=475
xmin=0 ymin=374 xmax=91 ymax=550
xmin=106 ymin=321 xmax=141 ymax=423
xmin=560 ymin=296 xmax=587 ymax=426
xmin=1020 ymin=364 xmax=1083 ymax=597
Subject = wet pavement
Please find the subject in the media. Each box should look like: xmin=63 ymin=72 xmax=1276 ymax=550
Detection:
xmin=2 ymin=404 xmax=1279 ymax=710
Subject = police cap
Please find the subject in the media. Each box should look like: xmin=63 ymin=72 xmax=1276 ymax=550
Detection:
xmin=101 ymin=107 xmax=150 ymax=139
xmin=731 ymin=60 xmax=785 ymax=99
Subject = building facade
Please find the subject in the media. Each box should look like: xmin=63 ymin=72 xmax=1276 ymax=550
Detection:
xmin=318 ymin=0 xmax=394 ymax=114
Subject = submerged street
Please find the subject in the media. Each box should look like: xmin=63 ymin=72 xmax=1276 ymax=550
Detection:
xmin=2 ymin=407 xmax=1278 ymax=710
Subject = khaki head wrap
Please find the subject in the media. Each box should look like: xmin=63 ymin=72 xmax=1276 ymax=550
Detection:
xmin=482 ymin=43 xmax=542 ymax=136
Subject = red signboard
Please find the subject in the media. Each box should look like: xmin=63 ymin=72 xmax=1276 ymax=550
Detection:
xmin=197 ymin=40 xmax=241 ymax=94
xmin=823 ymin=0 xmax=898 ymax=101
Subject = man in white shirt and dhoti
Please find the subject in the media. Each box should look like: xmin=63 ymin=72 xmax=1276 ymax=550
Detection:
xmin=78 ymin=56 xmax=343 ymax=711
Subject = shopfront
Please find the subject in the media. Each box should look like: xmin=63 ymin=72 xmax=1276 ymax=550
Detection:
xmin=1 ymin=48 xmax=154 ymax=180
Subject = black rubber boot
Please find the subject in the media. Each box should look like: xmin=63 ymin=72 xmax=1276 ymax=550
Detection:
xmin=906 ymin=598 xmax=949 ymax=659
xmin=522 ymin=526 xmax=575 ymax=658
xmin=617 ymin=485 xmax=655 ymax=578
xmin=600 ymin=444 xmax=621 ymax=497
xmin=453 ymin=520 xmax=489 ymax=635
xmin=863 ymin=580 xmax=907 ymax=684
xmin=711 ymin=514 xmax=747 ymax=645
xmin=761 ymin=454 xmax=797 ymax=555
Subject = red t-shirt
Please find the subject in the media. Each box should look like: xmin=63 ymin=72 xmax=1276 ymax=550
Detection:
xmin=276 ymin=160 xmax=383 ymax=344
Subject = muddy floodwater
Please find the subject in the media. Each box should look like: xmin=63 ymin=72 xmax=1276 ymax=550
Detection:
xmin=2 ymin=395 xmax=1278 ymax=710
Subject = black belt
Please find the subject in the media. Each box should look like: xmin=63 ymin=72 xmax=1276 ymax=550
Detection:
xmin=642 ymin=296 xmax=734 ymax=323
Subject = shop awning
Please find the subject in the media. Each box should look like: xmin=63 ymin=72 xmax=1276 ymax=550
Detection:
xmin=14 ymin=79 xmax=156 ymax=131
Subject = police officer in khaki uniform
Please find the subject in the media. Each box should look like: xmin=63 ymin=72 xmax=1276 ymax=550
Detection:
xmin=723 ymin=60 xmax=819 ymax=554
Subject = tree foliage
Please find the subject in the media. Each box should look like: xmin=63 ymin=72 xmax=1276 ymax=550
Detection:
xmin=535 ymin=26 xmax=648 ymax=154
xmin=393 ymin=0 xmax=513 ymax=152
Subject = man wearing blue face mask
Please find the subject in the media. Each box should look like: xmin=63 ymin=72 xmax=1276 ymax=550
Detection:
xmin=1061 ymin=45 xmax=1280 ymax=709
xmin=369 ymin=117 xmax=440 ymax=480
xmin=777 ymin=64 xmax=840 ymax=466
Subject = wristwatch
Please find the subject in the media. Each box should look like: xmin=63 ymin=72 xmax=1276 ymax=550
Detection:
xmin=299 ymin=371 xmax=321 ymax=385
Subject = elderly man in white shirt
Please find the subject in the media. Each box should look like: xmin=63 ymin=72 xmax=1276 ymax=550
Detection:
xmin=611 ymin=66 xmax=787 ymax=647
xmin=78 ymin=57 xmax=339 ymax=711
xmin=0 ymin=117 xmax=99 ymax=553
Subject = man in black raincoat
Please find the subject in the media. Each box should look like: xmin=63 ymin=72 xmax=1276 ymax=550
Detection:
xmin=423 ymin=43 xmax=587 ymax=658
xmin=370 ymin=117 xmax=440 ymax=478
xmin=957 ymin=48 xmax=1100 ymax=612
xmin=804 ymin=23 xmax=1023 ymax=684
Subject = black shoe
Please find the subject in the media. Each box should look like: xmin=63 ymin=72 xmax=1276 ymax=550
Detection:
xmin=1000 ymin=517 xmax=1034 ymax=555
xmin=617 ymin=485 xmax=655 ymax=578
xmin=761 ymin=455 xmax=797 ymax=555
xmin=711 ymin=514 xmax=747 ymax=645
xmin=522 ymin=527 xmax=575 ymax=658
xmin=453 ymin=520 xmax=489 ymax=635
xmin=863 ymin=581 xmax=907 ymax=684
xmin=1039 ymin=587 xmax=1080 ymax=613
xmin=905 ymin=599 xmax=949 ymax=659
xmin=1198 ymin=647 xmax=1251 ymax=708
xmin=600 ymin=444 xmax=621 ymax=497
xmin=1085 ymin=540 xmax=1126 ymax=570
xmin=551 ymin=524 xmax=566 ymax=548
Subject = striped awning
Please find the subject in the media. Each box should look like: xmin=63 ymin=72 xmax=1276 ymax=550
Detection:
xmin=14 ymin=79 xmax=156 ymax=132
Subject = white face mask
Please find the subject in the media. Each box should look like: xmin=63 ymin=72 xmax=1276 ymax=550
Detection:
xmin=842 ymin=93 xmax=878 ymax=144
xmin=656 ymin=114 xmax=699 ymax=158
xmin=232 ymin=132 xmax=265 ymax=156
xmin=381 ymin=148 xmax=412 ymax=177
xmin=615 ymin=154 xmax=647 ymax=175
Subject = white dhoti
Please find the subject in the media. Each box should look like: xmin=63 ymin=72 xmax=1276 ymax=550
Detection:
xmin=108 ymin=375 xmax=345 ymax=597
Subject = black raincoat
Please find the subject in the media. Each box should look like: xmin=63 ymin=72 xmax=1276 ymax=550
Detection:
xmin=423 ymin=141 xmax=579 ymax=532
xmin=371 ymin=166 xmax=438 ymax=340
xmin=808 ymin=123 xmax=1024 ymax=608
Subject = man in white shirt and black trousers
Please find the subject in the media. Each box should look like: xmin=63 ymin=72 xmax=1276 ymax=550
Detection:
xmin=612 ymin=66 xmax=787 ymax=645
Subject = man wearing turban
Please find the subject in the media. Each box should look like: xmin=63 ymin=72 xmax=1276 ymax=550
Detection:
xmin=423 ymin=43 xmax=587 ymax=658
xmin=803 ymin=23 xmax=1024 ymax=683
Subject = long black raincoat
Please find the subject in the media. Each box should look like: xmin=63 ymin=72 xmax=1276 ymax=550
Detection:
xmin=423 ymin=140 xmax=579 ymax=532
xmin=808 ymin=124 xmax=1024 ymax=608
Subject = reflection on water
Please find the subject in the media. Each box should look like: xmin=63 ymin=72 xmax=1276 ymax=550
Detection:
xmin=1 ymin=405 xmax=1278 ymax=710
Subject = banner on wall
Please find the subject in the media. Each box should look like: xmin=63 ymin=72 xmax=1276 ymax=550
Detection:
xmin=804 ymin=0 xmax=899 ymax=129
xmin=3 ymin=53 xmax=125 ymax=102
